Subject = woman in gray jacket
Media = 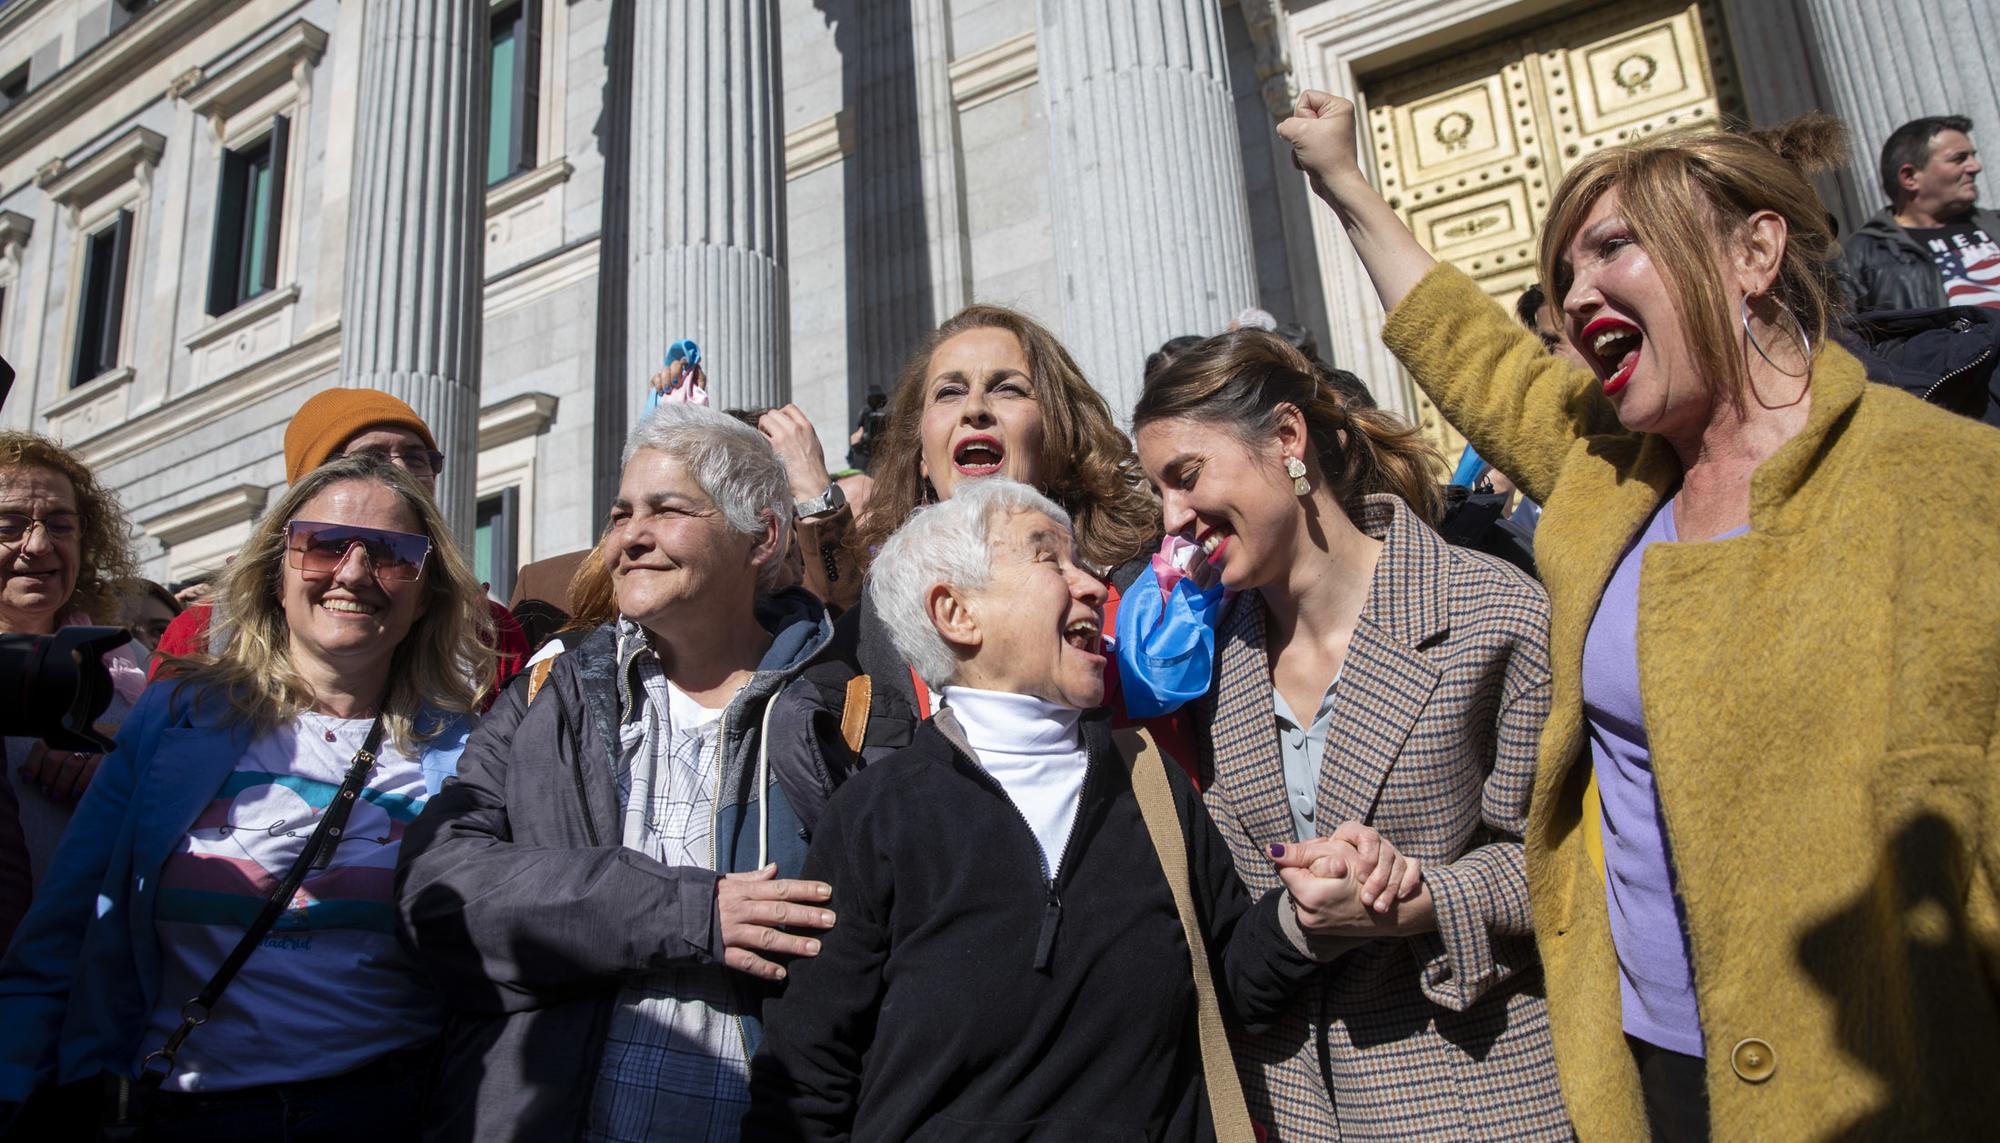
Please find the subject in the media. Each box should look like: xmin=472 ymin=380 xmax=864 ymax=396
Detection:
xmin=397 ymin=403 xmax=859 ymax=1143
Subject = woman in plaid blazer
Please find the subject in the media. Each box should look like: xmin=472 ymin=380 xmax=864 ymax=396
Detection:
xmin=1132 ymin=331 xmax=1570 ymax=1141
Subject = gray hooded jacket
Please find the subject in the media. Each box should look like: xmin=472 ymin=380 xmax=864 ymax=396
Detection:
xmin=395 ymin=588 xmax=848 ymax=1141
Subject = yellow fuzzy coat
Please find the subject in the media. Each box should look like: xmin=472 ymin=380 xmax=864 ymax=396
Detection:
xmin=1382 ymin=264 xmax=2000 ymax=1141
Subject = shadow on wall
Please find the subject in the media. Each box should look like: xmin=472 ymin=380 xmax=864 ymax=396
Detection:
xmin=1796 ymin=809 xmax=1998 ymax=1140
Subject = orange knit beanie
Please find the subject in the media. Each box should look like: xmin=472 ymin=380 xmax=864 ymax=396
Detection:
xmin=283 ymin=388 xmax=437 ymax=484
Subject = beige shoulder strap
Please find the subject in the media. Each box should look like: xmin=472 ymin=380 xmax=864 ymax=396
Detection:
xmin=1114 ymin=728 xmax=1257 ymax=1143
xmin=526 ymin=655 xmax=559 ymax=706
xmin=839 ymin=674 xmax=872 ymax=755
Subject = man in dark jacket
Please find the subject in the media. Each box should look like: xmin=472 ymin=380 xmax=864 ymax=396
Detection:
xmin=1843 ymin=114 xmax=2000 ymax=311
xmin=397 ymin=403 xmax=855 ymax=1142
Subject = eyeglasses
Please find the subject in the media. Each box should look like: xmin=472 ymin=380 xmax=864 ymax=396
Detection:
xmin=284 ymin=521 xmax=433 ymax=582
xmin=0 ymin=511 xmax=83 ymax=546
xmin=350 ymin=447 xmax=447 ymax=477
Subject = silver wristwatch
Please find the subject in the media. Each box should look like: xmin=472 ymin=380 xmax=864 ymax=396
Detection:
xmin=793 ymin=481 xmax=847 ymax=519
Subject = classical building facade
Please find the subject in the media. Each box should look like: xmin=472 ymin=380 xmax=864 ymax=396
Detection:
xmin=0 ymin=0 xmax=1987 ymax=597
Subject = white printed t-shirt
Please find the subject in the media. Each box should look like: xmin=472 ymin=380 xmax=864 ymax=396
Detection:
xmin=139 ymin=714 xmax=441 ymax=1091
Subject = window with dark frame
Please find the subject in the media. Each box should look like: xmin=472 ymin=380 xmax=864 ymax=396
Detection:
xmin=72 ymin=210 xmax=133 ymax=386
xmin=487 ymin=0 xmax=540 ymax=187
xmin=0 ymin=66 xmax=28 ymax=116
xmin=206 ymin=116 xmax=290 ymax=316
xmin=474 ymin=487 xmax=520 ymax=603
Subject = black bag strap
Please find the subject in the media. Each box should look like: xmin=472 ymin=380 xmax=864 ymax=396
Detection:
xmin=136 ymin=714 xmax=387 ymax=1088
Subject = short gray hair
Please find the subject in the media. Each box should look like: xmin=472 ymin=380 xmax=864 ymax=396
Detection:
xmin=867 ymin=478 xmax=1072 ymax=689
xmin=623 ymin=402 xmax=792 ymax=589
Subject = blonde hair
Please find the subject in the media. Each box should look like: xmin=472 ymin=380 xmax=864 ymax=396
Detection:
xmin=853 ymin=305 xmax=1161 ymax=573
xmin=0 ymin=430 xmax=138 ymax=622
xmin=174 ymin=453 xmax=495 ymax=752
xmin=1538 ymin=113 xmax=1848 ymax=409
xmin=1132 ymin=330 xmax=1446 ymax=527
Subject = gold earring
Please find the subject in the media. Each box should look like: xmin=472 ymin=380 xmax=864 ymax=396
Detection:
xmin=1285 ymin=456 xmax=1310 ymax=497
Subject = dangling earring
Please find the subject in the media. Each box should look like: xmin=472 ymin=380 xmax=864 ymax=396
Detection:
xmin=1739 ymin=294 xmax=1812 ymax=378
xmin=1285 ymin=456 xmax=1310 ymax=497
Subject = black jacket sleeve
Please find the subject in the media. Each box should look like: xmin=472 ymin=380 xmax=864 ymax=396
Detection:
xmin=743 ymin=792 xmax=888 ymax=1142
xmin=395 ymin=674 xmax=724 ymax=1015
xmin=1171 ymin=761 xmax=1324 ymax=1032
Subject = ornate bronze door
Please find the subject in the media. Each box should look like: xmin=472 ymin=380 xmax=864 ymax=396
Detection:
xmin=1361 ymin=0 xmax=1743 ymax=457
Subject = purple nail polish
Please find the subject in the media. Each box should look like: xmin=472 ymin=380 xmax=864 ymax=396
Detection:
xmin=1268 ymin=843 xmax=1286 ymax=859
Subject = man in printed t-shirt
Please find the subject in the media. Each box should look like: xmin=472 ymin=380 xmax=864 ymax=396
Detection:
xmin=1843 ymin=114 xmax=2000 ymax=311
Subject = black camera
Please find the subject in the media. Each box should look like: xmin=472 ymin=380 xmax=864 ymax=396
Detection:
xmin=847 ymin=390 xmax=889 ymax=473
xmin=0 ymin=627 xmax=130 ymax=753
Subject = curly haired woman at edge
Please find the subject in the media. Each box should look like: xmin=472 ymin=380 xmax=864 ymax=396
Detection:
xmin=1282 ymin=91 xmax=2000 ymax=1140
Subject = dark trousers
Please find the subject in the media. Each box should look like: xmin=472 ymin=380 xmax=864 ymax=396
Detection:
xmin=1628 ymin=1034 xmax=1710 ymax=1143
xmin=145 ymin=1041 xmax=436 ymax=1143
xmin=8 ymin=1041 xmax=438 ymax=1143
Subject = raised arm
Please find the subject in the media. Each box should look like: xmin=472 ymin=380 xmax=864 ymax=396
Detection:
xmin=1277 ymin=90 xmax=1438 ymax=312
xmin=1279 ymin=90 xmax=1621 ymax=503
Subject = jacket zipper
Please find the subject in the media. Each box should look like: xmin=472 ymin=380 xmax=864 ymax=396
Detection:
xmin=955 ymin=737 xmax=1094 ymax=972
xmin=1922 ymin=342 xmax=1996 ymax=403
xmin=703 ymin=704 xmax=757 ymax=1064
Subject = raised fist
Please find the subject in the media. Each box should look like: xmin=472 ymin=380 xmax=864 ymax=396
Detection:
xmin=1276 ymin=90 xmax=1363 ymax=199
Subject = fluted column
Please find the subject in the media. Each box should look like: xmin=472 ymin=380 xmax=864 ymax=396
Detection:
xmin=843 ymin=3 xmax=933 ymax=399
xmin=628 ymin=0 xmax=788 ymax=412
xmin=912 ymin=0 xmax=971 ymax=320
xmin=340 ymin=0 xmax=487 ymax=542
xmin=1037 ymin=0 xmax=1260 ymax=416
xmin=1794 ymin=0 xmax=2000 ymax=225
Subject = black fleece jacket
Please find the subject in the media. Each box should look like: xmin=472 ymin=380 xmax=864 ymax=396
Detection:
xmin=745 ymin=713 xmax=1320 ymax=1142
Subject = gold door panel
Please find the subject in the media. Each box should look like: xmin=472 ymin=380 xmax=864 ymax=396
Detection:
xmin=1361 ymin=0 xmax=1743 ymax=459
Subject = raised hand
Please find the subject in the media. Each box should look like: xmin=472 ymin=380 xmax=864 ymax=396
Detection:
xmin=757 ymin=405 xmax=836 ymax=505
xmin=1277 ymin=90 xmax=1363 ymax=200
xmin=717 ymin=863 xmax=837 ymax=981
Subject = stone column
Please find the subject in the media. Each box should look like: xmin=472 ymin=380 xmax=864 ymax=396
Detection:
xmin=912 ymin=0 xmax=971 ymax=320
xmin=842 ymin=3 xmax=933 ymax=402
xmin=1792 ymin=0 xmax=2000 ymax=227
xmin=627 ymin=0 xmax=789 ymax=413
xmin=1037 ymin=0 xmax=1260 ymax=416
xmin=340 ymin=0 xmax=487 ymax=542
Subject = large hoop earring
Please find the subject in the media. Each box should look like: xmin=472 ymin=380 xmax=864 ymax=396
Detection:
xmin=1740 ymin=294 xmax=1812 ymax=379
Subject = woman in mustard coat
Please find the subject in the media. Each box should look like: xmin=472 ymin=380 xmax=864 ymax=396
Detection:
xmin=1280 ymin=96 xmax=2000 ymax=1141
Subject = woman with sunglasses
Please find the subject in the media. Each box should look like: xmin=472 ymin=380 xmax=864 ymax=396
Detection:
xmin=0 ymin=452 xmax=494 ymax=1141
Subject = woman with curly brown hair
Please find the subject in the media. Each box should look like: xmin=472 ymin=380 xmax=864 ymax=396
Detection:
xmin=832 ymin=304 xmax=1164 ymax=759
xmin=0 ymin=431 xmax=144 ymax=946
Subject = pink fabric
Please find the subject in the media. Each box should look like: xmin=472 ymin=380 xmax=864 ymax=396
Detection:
xmin=58 ymin=608 xmax=147 ymax=705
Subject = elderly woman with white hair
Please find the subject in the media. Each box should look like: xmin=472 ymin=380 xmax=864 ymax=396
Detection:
xmin=747 ymin=479 xmax=1383 ymax=1143
xmin=397 ymin=402 xmax=859 ymax=1142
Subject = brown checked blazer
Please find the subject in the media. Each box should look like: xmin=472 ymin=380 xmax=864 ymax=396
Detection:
xmin=1196 ymin=494 xmax=1571 ymax=1141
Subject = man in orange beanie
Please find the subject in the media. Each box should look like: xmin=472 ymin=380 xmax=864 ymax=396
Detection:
xmin=150 ymin=389 xmax=529 ymax=697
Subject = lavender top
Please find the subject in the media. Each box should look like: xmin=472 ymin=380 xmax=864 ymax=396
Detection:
xmin=1580 ymin=498 xmax=1746 ymax=1058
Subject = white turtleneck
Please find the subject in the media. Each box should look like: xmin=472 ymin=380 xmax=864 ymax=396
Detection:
xmin=940 ymin=686 xmax=1089 ymax=880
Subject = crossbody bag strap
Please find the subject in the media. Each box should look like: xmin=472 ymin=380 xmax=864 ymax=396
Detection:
xmin=1114 ymin=728 xmax=1257 ymax=1143
xmin=137 ymin=713 xmax=387 ymax=1088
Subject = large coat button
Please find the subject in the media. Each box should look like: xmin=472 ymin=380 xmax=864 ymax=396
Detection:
xmin=1731 ymin=1037 xmax=1776 ymax=1083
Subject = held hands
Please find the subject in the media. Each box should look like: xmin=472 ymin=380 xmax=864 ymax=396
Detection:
xmin=1276 ymin=90 xmax=1363 ymax=204
xmin=716 ymin=863 xmax=837 ymax=982
xmin=1269 ymin=822 xmax=1431 ymax=938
